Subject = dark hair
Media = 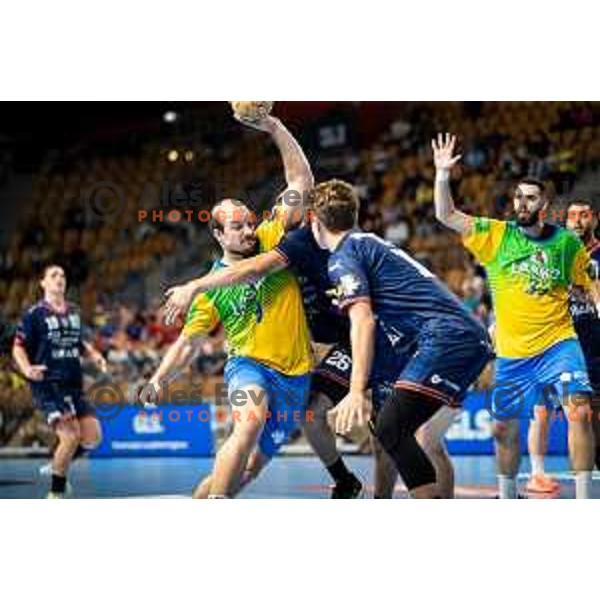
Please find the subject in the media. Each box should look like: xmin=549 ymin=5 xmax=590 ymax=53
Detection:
xmin=208 ymin=204 xmax=225 ymax=236
xmin=208 ymin=199 xmax=251 ymax=237
xmin=567 ymin=198 xmax=594 ymax=212
xmin=40 ymin=263 xmax=65 ymax=279
xmin=309 ymin=179 xmax=359 ymax=232
xmin=517 ymin=177 xmax=546 ymax=195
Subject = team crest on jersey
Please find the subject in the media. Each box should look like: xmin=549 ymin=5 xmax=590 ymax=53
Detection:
xmin=512 ymin=249 xmax=561 ymax=295
xmin=339 ymin=274 xmax=361 ymax=296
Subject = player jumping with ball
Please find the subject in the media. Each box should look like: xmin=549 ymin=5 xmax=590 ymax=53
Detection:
xmin=147 ymin=111 xmax=315 ymax=498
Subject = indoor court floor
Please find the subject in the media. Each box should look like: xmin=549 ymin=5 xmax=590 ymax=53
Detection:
xmin=0 ymin=455 xmax=598 ymax=499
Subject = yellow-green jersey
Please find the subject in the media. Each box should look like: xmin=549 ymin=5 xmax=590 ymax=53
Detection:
xmin=463 ymin=218 xmax=590 ymax=359
xmin=183 ymin=217 xmax=313 ymax=376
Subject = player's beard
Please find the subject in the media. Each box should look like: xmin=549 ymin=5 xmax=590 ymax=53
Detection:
xmin=576 ymin=225 xmax=594 ymax=245
xmin=516 ymin=208 xmax=541 ymax=227
xmin=234 ymin=238 xmax=258 ymax=258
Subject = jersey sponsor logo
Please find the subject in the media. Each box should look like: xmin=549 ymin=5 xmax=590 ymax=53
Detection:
xmin=51 ymin=347 xmax=80 ymax=360
xmin=45 ymin=316 xmax=60 ymax=331
xmin=569 ymin=285 xmax=596 ymax=318
xmin=511 ymin=249 xmax=561 ymax=295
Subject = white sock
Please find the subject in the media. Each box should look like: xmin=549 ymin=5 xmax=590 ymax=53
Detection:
xmin=498 ymin=475 xmax=517 ymax=499
xmin=575 ymin=472 xmax=592 ymax=499
xmin=208 ymin=494 xmax=228 ymax=499
xmin=530 ymin=455 xmax=545 ymax=476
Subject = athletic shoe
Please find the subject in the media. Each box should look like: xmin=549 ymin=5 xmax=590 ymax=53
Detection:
xmin=525 ymin=474 xmax=561 ymax=494
xmin=39 ymin=462 xmax=53 ymax=476
xmin=331 ymin=474 xmax=363 ymax=499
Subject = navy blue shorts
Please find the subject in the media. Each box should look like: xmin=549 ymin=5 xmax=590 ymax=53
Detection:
xmin=394 ymin=320 xmax=493 ymax=407
xmin=583 ymin=353 xmax=600 ymax=396
xmin=311 ymin=344 xmax=353 ymax=405
xmin=33 ymin=384 xmax=94 ymax=425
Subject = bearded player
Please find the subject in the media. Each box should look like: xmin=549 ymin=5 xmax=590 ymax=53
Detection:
xmin=147 ymin=112 xmax=315 ymax=498
xmin=164 ymin=201 xmax=461 ymax=498
xmin=433 ymin=133 xmax=597 ymax=499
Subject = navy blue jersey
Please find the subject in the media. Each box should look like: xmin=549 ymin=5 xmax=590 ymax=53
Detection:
xmin=570 ymin=243 xmax=600 ymax=359
xmin=276 ymin=226 xmax=349 ymax=344
xmin=328 ymin=231 xmax=486 ymax=361
xmin=15 ymin=301 xmax=84 ymax=391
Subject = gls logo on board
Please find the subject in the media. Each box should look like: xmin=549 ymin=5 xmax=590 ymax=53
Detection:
xmin=133 ymin=413 xmax=165 ymax=435
xmin=445 ymin=409 xmax=493 ymax=441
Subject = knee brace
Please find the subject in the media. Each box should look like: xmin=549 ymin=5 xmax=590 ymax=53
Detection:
xmin=373 ymin=388 xmax=443 ymax=491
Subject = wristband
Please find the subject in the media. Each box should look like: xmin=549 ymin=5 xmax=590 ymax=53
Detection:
xmin=435 ymin=170 xmax=450 ymax=183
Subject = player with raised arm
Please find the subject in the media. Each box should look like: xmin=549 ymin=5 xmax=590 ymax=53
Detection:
xmin=307 ymin=179 xmax=492 ymax=499
xmin=147 ymin=113 xmax=314 ymax=498
xmin=12 ymin=265 xmax=106 ymax=498
xmin=433 ymin=132 xmax=597 ymax=499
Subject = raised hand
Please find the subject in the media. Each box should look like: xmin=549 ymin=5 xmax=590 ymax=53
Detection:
xmin=233 ymin=113 xmax=279 ymax=134
xmin=431 ymin=133 xmax=462 ymax=171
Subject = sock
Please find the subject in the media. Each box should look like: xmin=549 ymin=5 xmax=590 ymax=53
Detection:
xmin=530 ymin=455 xmax=545 ymax=476
xmin=208 ymin=494 xmax=228 ymax=499
xmin=498 ymin=475 xmax=517 ymax=499
xmin=51 ymin=474 xmax=67 ymax=494
xmin=575 ymin=471 xmax=592 ymax=499
xmin=73 ymin=446 xmax=88 ymax=461
xmin=326 ymin=458 xmax=353 ymax=484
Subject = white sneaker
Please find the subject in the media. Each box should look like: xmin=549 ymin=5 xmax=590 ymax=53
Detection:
xmin=39 ymin=462 xmax=53 ymax=476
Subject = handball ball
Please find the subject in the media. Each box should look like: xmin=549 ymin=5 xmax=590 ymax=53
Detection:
xmin=229 ymin=101 xmax=274 ymax=122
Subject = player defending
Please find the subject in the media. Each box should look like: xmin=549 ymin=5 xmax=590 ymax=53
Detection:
xmin=163 ymin=211 xmax=459 ymax=498
xmin=12 ymin=265 xmax=106 ymax=498
xmin=148 ymin=114 xmax=314 ymax=498
xmin=309 ymin=179 xmax=492 ymax=499
xmin=432 ymin=133 xmax=596 ymax=499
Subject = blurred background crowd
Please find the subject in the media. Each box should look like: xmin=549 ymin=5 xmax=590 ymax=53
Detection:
xmin=2 ymin=101 xmax=600 ymax=447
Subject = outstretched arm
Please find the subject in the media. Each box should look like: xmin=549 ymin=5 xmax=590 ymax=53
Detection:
xmin=163 ymin=250 xmax=287 ymax=325
xmin=238 ymin=114 xmax=314 ymax=230
xmin=144 ymin=333 xmax=202 ymax=404
xmin=432 ymin=133 xmax=474 ymax=235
